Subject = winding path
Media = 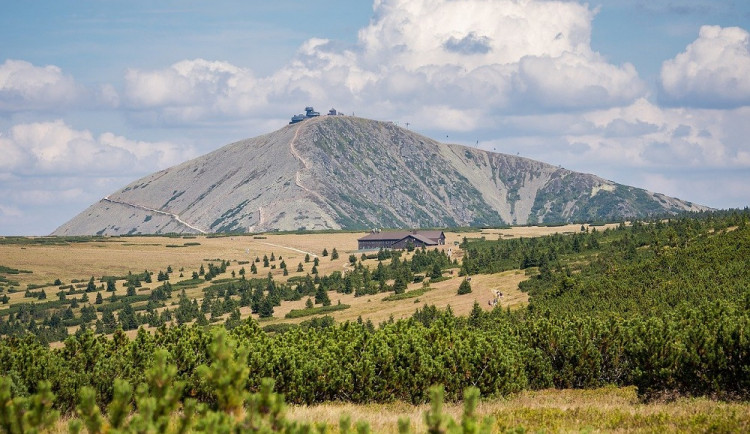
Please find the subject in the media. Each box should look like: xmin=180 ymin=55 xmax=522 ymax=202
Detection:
xmin=288 ymin=123 xmax=327 ymax=203
xmin=103 ymin=196 xmax=207 ymax=234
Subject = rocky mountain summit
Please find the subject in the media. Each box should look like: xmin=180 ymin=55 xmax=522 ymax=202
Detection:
xmin=53 ymin=116 xmax=708 ymax=235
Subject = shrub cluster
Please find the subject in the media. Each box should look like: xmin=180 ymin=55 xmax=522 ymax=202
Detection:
xmin=1 ymin=328 xmax=494 ymax=433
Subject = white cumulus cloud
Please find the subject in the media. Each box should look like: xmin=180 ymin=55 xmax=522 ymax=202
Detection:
xmin=292 ymin=0 xmax=646 ymax=115
xmin=0 ymin=120 xmax=197 ymax=175
xmin=123 ymin=59 xmax=268 ymax=123
xmin=660 ymin=25 xmax=750 ymax=108
xmin=513 ymin=52 xmax=644 ymax=111
xmin=121 ymin=0 xmax=646 ymax=127
xmin=0 ymin=59 xmax=120 ymax=111
xmin=0 ymin=59 xmax=84 ymax=111
xmin=574 ymin=98 xmax=747 ymax=169
xmin=359 ymin=0 xmax=594 ymax=69
xmin=0 ymin=120 xmax=200 ymax=234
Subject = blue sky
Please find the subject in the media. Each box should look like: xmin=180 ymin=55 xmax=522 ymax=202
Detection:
xmin=1 ymin=0 xmax=749 ymax=235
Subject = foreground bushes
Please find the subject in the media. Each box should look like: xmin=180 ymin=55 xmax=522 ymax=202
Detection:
xmin=513 ymin=303 xmax=750 ymax=397
xmin=1 ymin=328 xmax=494 ymax=434
xmin=0 ymin=301 xmax=747 ymax=416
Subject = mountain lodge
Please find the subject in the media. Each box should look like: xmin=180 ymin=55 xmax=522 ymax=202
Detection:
xmin=357 ymin=230 xmax=446 ymax=250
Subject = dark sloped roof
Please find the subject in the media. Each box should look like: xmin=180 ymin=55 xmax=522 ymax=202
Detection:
xmin=358 ymin=231 xmax=410 ymax=242
xmin=358 ymin=230 xmax=444 ymax=243
xmin=417 ymin=230 xmax=445 ymax=240
xmin=399 ymin=233 xmax=437 ymax=245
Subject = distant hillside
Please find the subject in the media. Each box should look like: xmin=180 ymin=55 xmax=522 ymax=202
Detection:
xmin=53 ymin=116 xmax=708 ymax=235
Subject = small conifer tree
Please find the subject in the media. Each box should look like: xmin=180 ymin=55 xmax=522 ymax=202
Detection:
xmin=457 ymin=279 xmax=472 ymax=295
xmin=315 ymin=285 xmax=331 ymax=306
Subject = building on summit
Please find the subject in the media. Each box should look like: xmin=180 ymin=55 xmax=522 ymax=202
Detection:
xmin=357 ymin=230 xmax=446 ymax=250
xmin=289 ymin=106 xmax=343 ymax=124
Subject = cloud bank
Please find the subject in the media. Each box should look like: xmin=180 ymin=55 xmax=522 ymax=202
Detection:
xmin=0 ymin=60 xmax=82 ymax=112
xmin=0 ymin=120 xmax=198 ymax=234
xmin=122 ymin=0 xmax=646 ymax=127
xmin=660 ymin=25 xmax=750 ymax=108
xmin=0 ymin=59 xmax=119 ymax=112
xmin=1 ymin=120 xmax=195 ymax=175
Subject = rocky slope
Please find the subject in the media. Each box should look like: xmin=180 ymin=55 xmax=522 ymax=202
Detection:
xmin=53 ymin=116 xmax=708 ymax=235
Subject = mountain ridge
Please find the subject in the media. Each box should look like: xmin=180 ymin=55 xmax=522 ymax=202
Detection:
xmin=53 ymin=116 xmax=709 ymax=235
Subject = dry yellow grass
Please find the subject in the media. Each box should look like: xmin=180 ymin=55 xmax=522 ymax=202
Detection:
xmin=48 ymin=386 xmax=750 ymax=433
xmin=286 ymin=386 xmax=750 ymax=433
xmin=0 ymin=225 xmax=595 ymax=291
xmin=257 ymin=269 xmax=528 ymax=328
xmin=2 ymin=226 xmax=599 ymax=341
xmin=479 ymin=223 xmax=620 ymax=239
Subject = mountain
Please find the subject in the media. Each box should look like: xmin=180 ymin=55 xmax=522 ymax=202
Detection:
xmin=53 ymin=116 xmax=709 ymax=235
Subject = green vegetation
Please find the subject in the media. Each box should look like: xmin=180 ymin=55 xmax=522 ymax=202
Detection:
xmin=165 ymin=242 xmax=201 ymax=248
xmin=0 ymin=266 xmax=33 ymax=275
xmin=0 ymin=328 xmax=498 ymax=432
xmin=171 ymin=278 xmax=203 ymax=289
xmin=0 ymin=209 xmax=748 ymax=431
xmin=0 ymin=236 xmax=110 ymax=246
xmin=382 ymin=286 xmax=431 ymax=301
xmin=284 ymin=302 xmax=351 ymax=319
xmin=457 ymin=279 xmax=472 ymax=295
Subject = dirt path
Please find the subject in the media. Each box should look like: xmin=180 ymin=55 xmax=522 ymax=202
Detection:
xmin=254 ymin=241 xmax=318 ymax=257
xmin=249 ymin=206 xmax=265 ymax=233
xmin=289 ymin=123 xmax=327 ymax=204
xmin=103 ymin=196 xmax=207 ymax=234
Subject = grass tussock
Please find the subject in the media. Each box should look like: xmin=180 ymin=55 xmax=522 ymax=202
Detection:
xmin=286 ymin=387 xmax=750 ymax=433
xmin=45 ymin=384 xmax=750 ymax=433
